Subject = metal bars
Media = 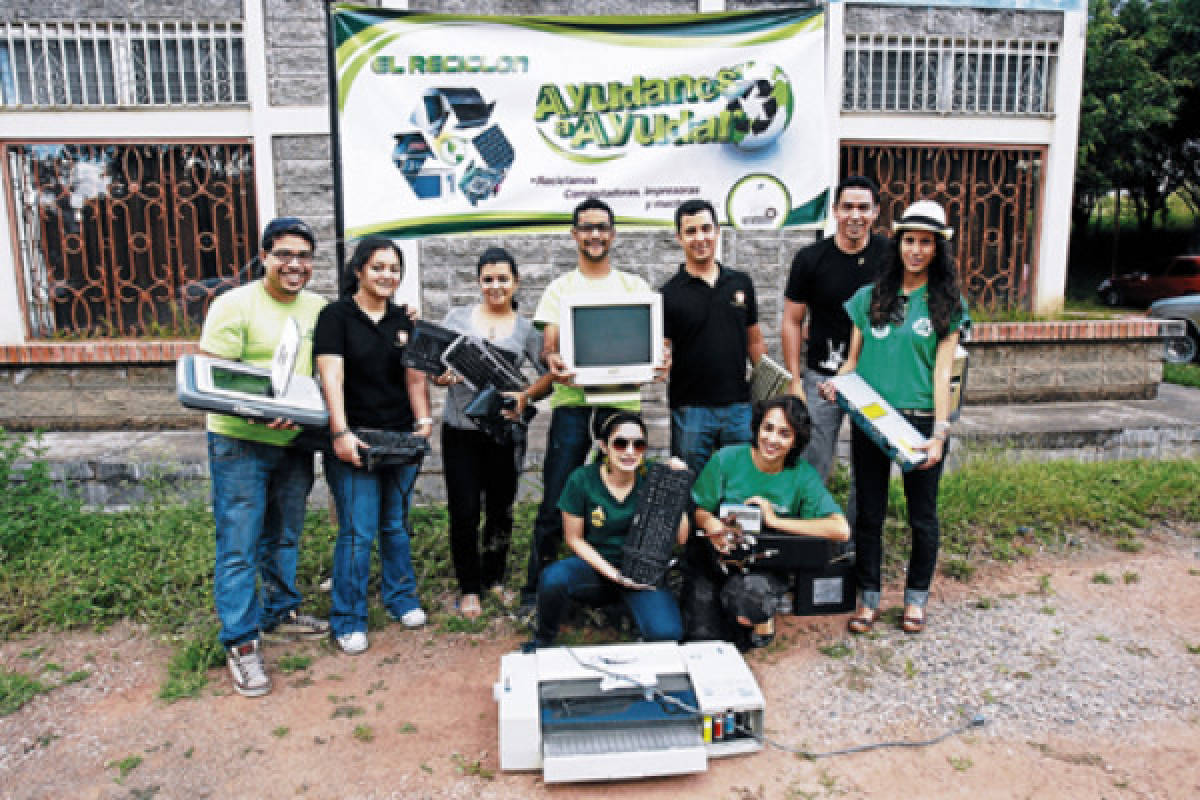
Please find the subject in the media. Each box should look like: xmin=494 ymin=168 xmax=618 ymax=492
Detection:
xmin=0 ymin=21 xmax=246 ymax=109
xmin=843 ymin=34 xmax=1057 ymax=116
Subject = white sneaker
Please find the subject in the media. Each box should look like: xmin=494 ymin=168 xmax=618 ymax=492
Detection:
xmin=227 ymin=640 xmax=271 ymax=697
xmin=335 ymin=631 xmax=369 ymax=655
xmin=400 ymin=608 xmax=426 ymax=628
xmin=318 ymin=577 xmax=333 ymax=592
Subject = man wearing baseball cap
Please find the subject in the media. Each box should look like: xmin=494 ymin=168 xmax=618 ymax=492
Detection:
xmin=199 ymin=216 xmax=330 ymax=697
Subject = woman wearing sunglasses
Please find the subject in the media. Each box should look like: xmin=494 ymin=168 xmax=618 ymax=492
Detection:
xmin=819 ymin=200 xmax=969 ymax=635
xmin=434 ymin=247 xmax=553 ymax=619
xmin=527 ymin=412 xmax=688 ymax=650
xmin=686 ymin=395 xmax=849 ymax=650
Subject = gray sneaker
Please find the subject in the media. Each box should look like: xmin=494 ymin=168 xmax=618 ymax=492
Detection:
xmin=227 ymin=640 xmax=271 ymax=697
xmin=265 ymin=610 xmax=330 ymax=641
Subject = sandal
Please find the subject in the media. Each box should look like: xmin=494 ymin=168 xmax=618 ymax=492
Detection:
xmin=458 ymin=593 xmax=483 ymax=619
xmin=847 ymin=607 xmax=879 ymax=635
xmin=901 ymin=606 xmax=925 ymax=634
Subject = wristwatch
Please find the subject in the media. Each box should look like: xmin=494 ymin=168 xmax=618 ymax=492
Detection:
xmin=416 ymin=417 xmax=433 ymax=427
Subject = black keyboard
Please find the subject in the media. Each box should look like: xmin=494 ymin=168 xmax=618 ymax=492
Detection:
xmin=622 ymin=463 xmax=694 ymax=586
xmin=402 ymin=320 xmax=459 ymax=376
xmin=473 ymin=124 xmax=515 ymax=170
xmin=441 ymin=335 xmax=526 ymax=392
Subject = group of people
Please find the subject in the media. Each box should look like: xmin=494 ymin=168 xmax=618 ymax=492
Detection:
xmin=200 ymin=180 xmax=969 ymax=699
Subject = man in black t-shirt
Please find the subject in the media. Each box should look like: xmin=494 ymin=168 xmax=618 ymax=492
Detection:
xmin=660 ymin=198 xmax=766 ymax=475
xmin=782 ymin=176 xmax=889 ymax=500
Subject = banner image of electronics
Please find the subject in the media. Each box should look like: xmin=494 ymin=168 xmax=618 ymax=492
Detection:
xmin=329 ymin=7 xmax=831 ymax=239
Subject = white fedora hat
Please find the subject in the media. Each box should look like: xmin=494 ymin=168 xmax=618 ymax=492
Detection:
xmin=892 ymin=200 xmax=954 ymax=240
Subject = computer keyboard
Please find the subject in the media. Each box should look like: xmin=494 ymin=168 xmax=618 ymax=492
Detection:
xmin=622 ymin=462 xmax=694 ymax=587
xmin=472 ymin=124 xmax=515 ymax=170
xmin=441 ymin=335 xmax=527 ymax=392
xmin=402 ymin=320 xmax=460 ymax=376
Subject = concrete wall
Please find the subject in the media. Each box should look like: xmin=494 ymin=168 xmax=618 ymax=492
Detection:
xmin=0 ymin=365 xmax=200 ymax=431
xmin=1 ymin=1 xmax=242 ymax=20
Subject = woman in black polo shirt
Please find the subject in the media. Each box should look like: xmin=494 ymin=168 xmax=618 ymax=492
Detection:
xmin=314 ymin=237 xmax=432 ymax=655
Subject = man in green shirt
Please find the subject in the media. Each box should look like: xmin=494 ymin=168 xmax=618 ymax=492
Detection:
xmin=200 ymin=216 xmax=330 ymax=698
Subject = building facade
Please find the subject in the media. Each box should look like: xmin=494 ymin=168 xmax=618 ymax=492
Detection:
xmin=0 ymin=0 xmax=1086 ymax=429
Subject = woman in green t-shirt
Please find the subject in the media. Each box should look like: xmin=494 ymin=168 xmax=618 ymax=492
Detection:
xmin=686 ymin=395 xmax=849 ymax=650
xmin=819 ymin=200 xmax=969 ymax=636
xmin=528 ymin=413 xmax=689 ymax=649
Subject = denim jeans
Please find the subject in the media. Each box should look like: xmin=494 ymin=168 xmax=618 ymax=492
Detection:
xmin=670 ymin=402 xmax=753 ymax=476
xmin=442 ymin=424 xmax=518 ymax=595
xmin=208 ymin=432 xmax=315 ymax=647
xmin=325 ymin=456 xmax=421 ymax=636
xmin=534 ymin=556 xmax=683 ymax=645
xmin=850 ymin=413 xmax=945 ymax=610
xmin=801 ymin=369 xmax=856 ymax=530
xmin=522 ymin=406 xmax=616 ymax=602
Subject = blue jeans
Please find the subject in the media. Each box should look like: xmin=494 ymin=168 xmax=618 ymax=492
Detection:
xmin=851 ymin=413 xmax=945 ymax=610
xmin=670 ymin=402 xmax=753 ymax=476
xmin=535 ymin=556 xmax=683 ymax=645
xmin=801 ymin=370 xmax=856 ymax=530
xmin=208 ymin=432 xmax=315 ymax=647
xmin=325 ymin=456 xmax=421 ymax=636
xmin=522 ymin=406 xmax=615 ymax=601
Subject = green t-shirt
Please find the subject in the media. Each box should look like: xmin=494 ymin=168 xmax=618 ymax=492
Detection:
xmin=198 ymin=280 xmax=327 ymax=446
xmin=844 ymin=284 xmax=969 ymax=411
xmin=533 ymin=267 xmax=651 ymax=412
xmin=557 ymin=462 xmax=645 ymax=564
xmin=691 ymin=444 xmax=842 ymax=521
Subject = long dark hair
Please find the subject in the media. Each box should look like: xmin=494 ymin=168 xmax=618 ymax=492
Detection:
xmin=342 ymin=236 xmax=404 ymax=297
xmin=477 ymin=246 xmax=518 ymax=310
xmin=869 ymin=233 xmax=961 ymax=338
xmin=751 ymin=395 xmax=811 ymax=468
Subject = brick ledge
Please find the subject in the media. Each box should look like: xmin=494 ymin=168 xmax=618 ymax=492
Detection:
xmin=0 ymin=341 xmax=200 ymax=365
xmin=971 ymin=318 xmax=1179 ymax=343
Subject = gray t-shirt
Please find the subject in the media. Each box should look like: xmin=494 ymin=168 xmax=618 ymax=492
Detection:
xmin=440 ymin=304 xmax=544 ymax=430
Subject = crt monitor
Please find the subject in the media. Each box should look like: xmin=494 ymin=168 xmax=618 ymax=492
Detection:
xmin=559 ymin=291 xmax=664 ymax=386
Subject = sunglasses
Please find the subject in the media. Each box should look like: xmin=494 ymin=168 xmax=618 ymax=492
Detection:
xmin=610 ymin=437 xmax=647 ymax=453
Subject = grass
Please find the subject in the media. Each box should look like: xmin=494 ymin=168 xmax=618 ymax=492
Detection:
xmin=1164 ymin=363 xmax=1200 ymax=389
xmin=1 ymin=428 xmax=1199 ymax=703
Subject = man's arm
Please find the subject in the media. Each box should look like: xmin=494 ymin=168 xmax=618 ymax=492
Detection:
xmin=746 ymin=323 xmax=767 ymax=366
xmin=541 ymin=323 xmax=573 ymax=383
xmin=781 ymin=299 xmax=808 ymax=395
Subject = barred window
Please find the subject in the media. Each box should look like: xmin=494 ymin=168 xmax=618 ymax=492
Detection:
xmin=0 ymin=21 xmax=247 ymax=108
xmin=843 ymin=35 xmax=1057 ymax=115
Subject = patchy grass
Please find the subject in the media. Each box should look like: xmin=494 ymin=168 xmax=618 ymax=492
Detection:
xmin=1163 ymin=362 xmax=1200 ymax=389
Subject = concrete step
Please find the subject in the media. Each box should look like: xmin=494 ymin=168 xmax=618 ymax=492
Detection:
xmin=9 ymin=384 xmax=1200 ymax=510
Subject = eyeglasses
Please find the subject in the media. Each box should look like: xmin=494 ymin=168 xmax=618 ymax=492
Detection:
xmin=610 ymin=437 xmax=647 ymax=453
xmin=574 ymin=223 xmax=612 ymax=234
xmin=270 ymin=250 xmax=314 ymax=265
xmin=480 ymin=275 xmax=512 ymax=286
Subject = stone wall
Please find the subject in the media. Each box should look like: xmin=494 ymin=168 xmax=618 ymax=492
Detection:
xmin=1 ymin=1 xmax=242 ymax=21
xmin=0 ymin=364 xmax=202 ymax=431
xmin=844 ymin=4 xmax=1063 ymax=37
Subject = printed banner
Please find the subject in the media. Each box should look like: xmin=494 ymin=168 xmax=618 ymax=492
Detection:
xmin=331 ymin=6 xmax=829 ymax=238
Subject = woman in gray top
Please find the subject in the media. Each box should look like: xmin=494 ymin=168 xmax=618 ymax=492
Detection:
xmin=434 ymin=247 xmax=553 ymax=618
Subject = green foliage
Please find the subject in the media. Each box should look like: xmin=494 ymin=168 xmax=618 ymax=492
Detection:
xmin=0 ymin=668 xmax=48 ymax=716
xmin=159 ymin=624 xmax=225 ymax=703
xmin=1164 ymin=363 xmax=1200 ymax=389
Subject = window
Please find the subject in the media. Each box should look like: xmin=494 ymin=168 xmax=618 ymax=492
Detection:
xmin=6 ymin=142 xmax=259 ymax=339
xmin=843 ymin=35 xmax=1057 ymax=116
xmin=0 ymin=21 xmax=247 ymax=108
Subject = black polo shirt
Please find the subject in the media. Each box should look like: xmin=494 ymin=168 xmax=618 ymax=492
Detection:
xmin=784 ymin=234 xmax=889 ymax=375
xmin=659 ymin=262 xmax=758 ymax=409
xmin=313 ymin=297 xmax=416 ymax=431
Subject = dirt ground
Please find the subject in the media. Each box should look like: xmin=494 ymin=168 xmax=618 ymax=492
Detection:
xmin=3 ymin=532 xmax=1199 ymax=800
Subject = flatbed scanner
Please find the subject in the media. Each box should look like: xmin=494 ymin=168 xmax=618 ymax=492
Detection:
xmin=494 ymin=641 xmax=764 ymax=783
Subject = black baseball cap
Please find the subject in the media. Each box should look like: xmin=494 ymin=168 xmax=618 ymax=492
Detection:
xmin=261 ymin=216 xmax=316 ymax=252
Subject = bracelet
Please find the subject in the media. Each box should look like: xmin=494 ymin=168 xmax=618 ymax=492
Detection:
xmin=416 ymin=417 xmax=433 ymax=427
xmin=332 ymin=430 xmax=352 ymax=441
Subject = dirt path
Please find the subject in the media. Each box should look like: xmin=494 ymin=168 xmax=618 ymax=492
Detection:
xmin=3 ymin=530 xmax=1199 ymax=800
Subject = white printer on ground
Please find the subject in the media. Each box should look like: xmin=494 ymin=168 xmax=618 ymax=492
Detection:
xmin=494 ymin=641 xmax=764 ymax=783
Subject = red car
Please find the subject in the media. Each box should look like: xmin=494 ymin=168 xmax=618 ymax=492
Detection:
xmin=1098 ymin=255 xmax=1200 ymax=307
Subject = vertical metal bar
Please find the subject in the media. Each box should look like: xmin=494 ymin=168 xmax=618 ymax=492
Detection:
xmin=177 ymin=23 xmax=188 ymax=104
xmin=208 ymin=24 xmax=219 ymax=103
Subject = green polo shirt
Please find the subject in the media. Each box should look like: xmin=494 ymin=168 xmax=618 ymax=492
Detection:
xmin=557 ymin=462 xmax=644 ymax=564
xmin=845 ymin=284 xmax=969 ymax=411
xmin=692 ymin=444 xmax=842 ymax=520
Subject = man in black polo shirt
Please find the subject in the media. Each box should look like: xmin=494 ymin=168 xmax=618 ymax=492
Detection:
xmin=781 ymin=176 xmax=889 ymax=501
xmin=660 ymin=198 xmax=766 ymax=475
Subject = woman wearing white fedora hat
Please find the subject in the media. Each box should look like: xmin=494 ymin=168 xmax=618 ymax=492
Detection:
xmin=819 ymin=199 xmax=969 ymax=635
